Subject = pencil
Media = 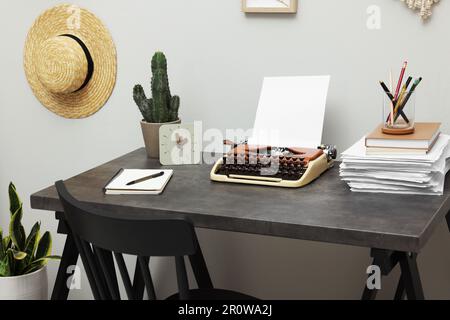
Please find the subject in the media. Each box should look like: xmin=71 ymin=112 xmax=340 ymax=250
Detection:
xmin=394 ymin=61 xmax=407 ymax=100
xmin=380 ymin=81 xmax=394 ymax=100
xmin=381 ymin=81 xmax=409 ymax=124
xmin=381 ymin=81 xmax=395 ymax=125
xmin=389 ymin=70 xmax=394 ymax=125
xmin=404 ymin=76 xmax=413 ymax=90
xmin=393 ymin=84 xmax=407 ymax=116
xmin=394 ymin=77 xmax=422 ymax=122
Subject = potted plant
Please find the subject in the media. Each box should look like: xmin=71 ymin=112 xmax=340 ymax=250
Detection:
xmin=0 ymin=183 xmax=59 ymax=300
xmin=133 ymin=51 xmax=181 ymax=158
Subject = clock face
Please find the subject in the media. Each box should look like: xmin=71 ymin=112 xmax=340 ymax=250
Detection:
xmin=243 ymin=0 xmax=297 ymax=13
xmin=246 ymin=0 xmax=291 ymax=9
xmin=159 ymin=124 xmax=201 ymax=165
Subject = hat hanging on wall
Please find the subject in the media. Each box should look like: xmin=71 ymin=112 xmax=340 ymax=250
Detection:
xmin=24 ymin=4 xmax=116 ymax=119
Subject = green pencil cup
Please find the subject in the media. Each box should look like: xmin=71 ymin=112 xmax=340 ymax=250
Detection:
xmin=382 ymin=90 xmax=415 ymax=134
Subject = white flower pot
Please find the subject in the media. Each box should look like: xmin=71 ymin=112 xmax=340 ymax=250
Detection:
xmin=0 ymin=266 xmax=48 ymax=300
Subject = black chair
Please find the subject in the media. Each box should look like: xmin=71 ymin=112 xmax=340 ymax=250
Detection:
xmin=55 ymin=180 xmax=256 ymax=300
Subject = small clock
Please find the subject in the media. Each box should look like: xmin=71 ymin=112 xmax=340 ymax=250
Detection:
xmin=242 ymin=0 xmax=298 ymax=13
xmin=159 ymin=123 xmax=201 ymax=165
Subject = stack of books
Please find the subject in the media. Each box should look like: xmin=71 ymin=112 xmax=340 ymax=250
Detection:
xmin=340 ymin=123 xmax=450 ymax=195
xmin=365 ymin=122 xmax=441 ymax=155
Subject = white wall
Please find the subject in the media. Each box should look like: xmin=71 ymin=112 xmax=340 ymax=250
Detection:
xmin=1 ymin=0 xmax=450 ymax=299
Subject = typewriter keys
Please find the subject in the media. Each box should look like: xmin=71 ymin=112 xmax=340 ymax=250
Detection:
xmin=217 ymin=154 xmax=308 ymax=181
xmin=211 ymin=143 xmax=335 ymax=188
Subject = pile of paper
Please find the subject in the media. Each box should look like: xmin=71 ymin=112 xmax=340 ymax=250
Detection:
xmin=340 ymin=134 xmax=450 ymax=195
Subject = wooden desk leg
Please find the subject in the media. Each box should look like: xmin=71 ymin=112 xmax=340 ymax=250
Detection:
xmin=51 ymin=230 xmax=79 ymax=300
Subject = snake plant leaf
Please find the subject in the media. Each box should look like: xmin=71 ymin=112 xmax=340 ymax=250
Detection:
xmin=32 ymin=255 xmax=61 ymax=264
xmin=35 ymin=231 xmax=51 ymax=260
xmin=24 ymin=222 xmax=40 ymax=263
xmin=22 ymin=264 xmax=41 ymax=275
xmin=3 ymin=235 xmax=11 ymax=251
xmin=21 ymin=255 xmax=59 ymax=275
xmin=0 ymin=254 xmax=10 ymax=277
xmin=9 ymin=249 xmax=27 ymax=260
xmin=19 ymin=225 xmax=26 ymax=249
xmin=8 ymin=182 xmax=22 ymax=217
xmin=9 ymin=205 xmax=25 ymax=250
xmin=21 ymin=255 xmax=60 ymax=275
xmin=0 ymin=228 xmax=4 ymax=261
xmin=6 ymin=249 xmax=14 ymax=276
xmin=21 ymin=262 xmax=43 ymax=275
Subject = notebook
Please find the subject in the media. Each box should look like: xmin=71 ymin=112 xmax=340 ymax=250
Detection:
xmin=104 ymin=169 xmax=173 ymax=195
xmin=365 ymin=122 xmax=441 ymax=150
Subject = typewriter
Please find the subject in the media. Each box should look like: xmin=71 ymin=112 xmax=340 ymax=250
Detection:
xmin=210 ymin=142 xmax=337 ymax=188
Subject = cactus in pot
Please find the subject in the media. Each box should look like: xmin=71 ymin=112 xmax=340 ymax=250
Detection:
xmin=133 ymin=52 xmax=181 ymax=158
xmin=0 ymin=183 xmax=59 ymax=277
xmin=133 ymin=52 xmax=180 ymax=123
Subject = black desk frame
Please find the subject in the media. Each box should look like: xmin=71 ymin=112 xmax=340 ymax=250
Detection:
xmin=51 ymin=211 xmax=450 ymax=300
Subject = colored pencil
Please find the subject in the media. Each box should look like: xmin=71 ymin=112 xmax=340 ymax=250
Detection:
xmin=388 ymin=70 xmax=394 ymax=125
xmin=394 ymin=61 xmax=407 ymax=100
xmin=404 ymin=76 xmax=413 ymax=90
xmin=394 ymin=77 xmax=422 ymax=122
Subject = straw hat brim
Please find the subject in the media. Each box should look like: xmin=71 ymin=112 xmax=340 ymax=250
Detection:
xmin=24 ymin=4 xmax=117 ymax=119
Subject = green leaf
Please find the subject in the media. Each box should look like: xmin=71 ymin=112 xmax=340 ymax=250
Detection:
xmin=0 ymin=228 xmax=4 ymax=261
xmin=35 ymin=231 xmax=51 ymax=260
xmin=0 ymin=255 xmax=10 ymax=277
xmin=8 ymin=182 xmax=22 ymax=217
xmin=3 ymin=236 xmax=11 ymax=250
xmin=10 ymin=249 xmax=27 ymax=260
xmin=19 ymin=225 xmax=26 ymax=248
xmin=9 ymin=205 xmax=25 ymax=250
xmin=22 ymin=264 xmax=43 ymax=275
xmin=6 ymin=249 xmax=14 ymax=276
xmin=32 ymin=255 xmax=60 ymax=264
xmin=24 ymin=222 xmax=40 ymax=263
xmin=15 ymin=260 xmax=27 ymax=275
xmin=21 ymin=255 xmax=60 ymax=275
xmin=3 ymin=236 xmax=11 ymax=251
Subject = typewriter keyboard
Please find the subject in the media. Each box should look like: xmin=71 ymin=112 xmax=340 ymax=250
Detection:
xmin=216 ymin=155 xmax=308 ymax=181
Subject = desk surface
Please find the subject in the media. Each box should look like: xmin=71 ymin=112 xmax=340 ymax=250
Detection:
xmin=31 ymin=148 xmax=450 ymax=253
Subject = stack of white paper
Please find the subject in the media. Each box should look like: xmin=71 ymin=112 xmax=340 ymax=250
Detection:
xmin=340 ymin=134 xmax=450 ymax=195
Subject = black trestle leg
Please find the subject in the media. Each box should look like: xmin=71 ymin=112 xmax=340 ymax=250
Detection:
xmin=446 ymin=211 xmax=450 ymax=233
xmin=394 ymin=275 xmax=406 ymax=300
xmin=133 ymin=256 xmax=148 ymax=300
xmin=398 ymin=252 xmax=424 ymax=300
xmin=361 ymin=285 xmax=378 ymax=300
xmin=361 ymin=253 xmax=382 ymax=300
xmin=51 ymin=230 xmax=79 ymax=300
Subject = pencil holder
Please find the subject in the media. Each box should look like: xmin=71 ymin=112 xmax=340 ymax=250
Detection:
xmin=382 ymin=90 xmax=415 ymax=134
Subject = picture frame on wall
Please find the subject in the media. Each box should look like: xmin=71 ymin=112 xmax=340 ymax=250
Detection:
xmin=242 ymin=0 xmax=298 ymax=13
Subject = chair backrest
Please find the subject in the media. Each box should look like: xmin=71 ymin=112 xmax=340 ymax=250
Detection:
xmin=55 ymin=180 xmax=202 ymax=300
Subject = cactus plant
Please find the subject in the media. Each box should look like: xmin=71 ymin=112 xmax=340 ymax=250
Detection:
xmin=133 ymin=52 xmax=180 ymax=123
xmin=0 ymin=183 xmax=59 ymax=277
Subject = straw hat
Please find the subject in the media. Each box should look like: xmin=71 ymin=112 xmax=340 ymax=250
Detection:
xmin=24 ymin=4 xmax=116 ymax=119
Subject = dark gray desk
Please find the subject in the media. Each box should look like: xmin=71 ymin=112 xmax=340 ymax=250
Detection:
xmin=31 ymin=148 xmax=450 ymax=300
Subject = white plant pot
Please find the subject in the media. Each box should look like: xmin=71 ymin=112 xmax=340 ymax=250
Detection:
xmin=0 ymin=266 xmax=48 ymax=300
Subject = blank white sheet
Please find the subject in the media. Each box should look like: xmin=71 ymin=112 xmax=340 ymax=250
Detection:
xmin=248 ymin=76 xmax=330 ymax=148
